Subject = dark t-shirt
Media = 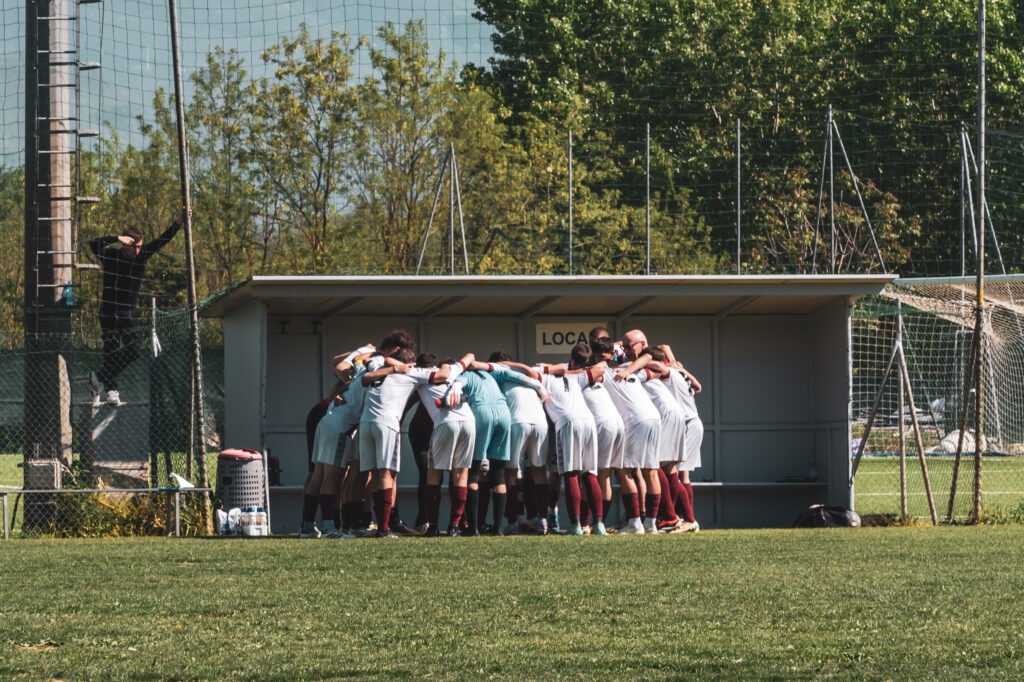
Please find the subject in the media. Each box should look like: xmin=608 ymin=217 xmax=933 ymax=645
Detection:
xmin=89 ymin=221 xmax=181 ymax=326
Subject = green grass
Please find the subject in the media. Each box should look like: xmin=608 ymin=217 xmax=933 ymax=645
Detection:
xmin=1 ymin=528 xmax=1023 ymax=679
xmin=855 ymin=455 xmax=1024 ymax=519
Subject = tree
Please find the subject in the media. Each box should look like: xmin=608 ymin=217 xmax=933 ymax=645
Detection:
xmin=247 ymin=27 xmax=357 ymax=269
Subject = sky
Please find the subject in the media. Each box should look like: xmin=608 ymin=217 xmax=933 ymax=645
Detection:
xmin=1 ymin=0 xmax=495 ymax=163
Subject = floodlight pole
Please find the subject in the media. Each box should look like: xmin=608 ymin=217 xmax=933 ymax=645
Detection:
xmin=450 ymin=143 xmax=455 ymax=275
xmin=973 ymin=0 xmax=986 ymax=522
xmin=168 ymin=0 xmax=211 ymax=532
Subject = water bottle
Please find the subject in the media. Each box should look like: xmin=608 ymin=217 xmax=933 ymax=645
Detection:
xmin=61 ymin=282 xmax=74 ymax=307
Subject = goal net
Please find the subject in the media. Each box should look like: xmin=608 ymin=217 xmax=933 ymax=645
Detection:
xmin=852 ymin=275 xmax=1024 ymax=520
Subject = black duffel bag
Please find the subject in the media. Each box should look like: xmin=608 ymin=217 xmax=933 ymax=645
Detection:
xmin=792 ymin=504 xmax=861 ymax=528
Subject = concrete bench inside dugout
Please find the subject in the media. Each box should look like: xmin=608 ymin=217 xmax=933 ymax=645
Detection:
xmin=201 ymin=274 xmax=894 ymax=533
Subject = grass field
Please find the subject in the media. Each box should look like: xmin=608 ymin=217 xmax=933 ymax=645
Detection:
xmin=854 ymin=455 xmax=1024 ymax=520
xmin=2 ymin=528 xmax=1024 ymax=679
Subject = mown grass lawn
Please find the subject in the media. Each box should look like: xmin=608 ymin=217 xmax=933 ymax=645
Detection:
xmin=2 ymin=527 xmax=1023 ymax=680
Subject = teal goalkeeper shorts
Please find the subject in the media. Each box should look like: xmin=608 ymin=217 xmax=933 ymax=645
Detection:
xmin=472 ymin=402 xmax=512 ymax=462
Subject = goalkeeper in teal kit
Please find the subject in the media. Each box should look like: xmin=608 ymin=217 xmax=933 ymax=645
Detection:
xmin=457 ymin=362 xmax=546 ymax=535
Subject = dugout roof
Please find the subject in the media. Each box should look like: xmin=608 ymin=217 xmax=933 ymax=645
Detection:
xmin=202 ymin=274 xmax=895 ymax=320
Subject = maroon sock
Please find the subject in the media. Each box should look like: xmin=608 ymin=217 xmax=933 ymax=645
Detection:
xmin=644 ymin=493 xmax=661 ymax=521
xmin=302 ymin=494 xmax=319 ymax=524
xmin=563 ymin=473 xmax=581 ymax=524
xmin=673 ymin=478 xmax=687 ymax=517
xmin=602 ymin=497 xmax=613 ymax=523
xmin=657 ymin=468 xmax=677 ymax=522
xmin=533 ymin=483 xmax=550 ymax=519
xmin=372 ymin=488 xmax=393 ymax=531
xmin=319 ymin=494 xmax=336 ymax=523
xmin=621 ymin=492 xmax=641 ymax=520
xmin=684 ymin=482 xmax=696 ymax=523
xmin=583 ymin=473 xmax=603 ymax=525
xmin=426 ymin=484 xmax=442 ymax=526
xmin=579 ymin=497 xmax=591 ymax=526
xmin=449 ymin=485 xmax=468 ymax=526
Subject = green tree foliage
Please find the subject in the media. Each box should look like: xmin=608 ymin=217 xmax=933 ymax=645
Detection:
xmin=471 ymin=0 xmax=1024 ymax=274
xmin=248 ymin=27 xmax=357 ymax=269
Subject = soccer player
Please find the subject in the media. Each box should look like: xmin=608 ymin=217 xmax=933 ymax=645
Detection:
xmin=461 ymin=360 xmax=547 ymax=535
xmin=358 ymin=344 xmax=453 ymax=538
xmin=617 ymin=346 xmax=689 ymax=532
xmin=661 ymin=345 xmax=704 ymax=532
xmin=533 ymin=346 xmax=600 ymax=536
xmin=87 ymin=207 xmax=188 ymax=406
xmin=598 ymin=329 xmax=663 ymax=534
xmin=582 ymin=337 xmax=626 ymax=534
xmin=301 ymin=346 xmax=376 ymax=538
xmin=487 ymin=351 xmax=548 ymax=534
xmin=408 ymin=353 xmax=476 ymax=537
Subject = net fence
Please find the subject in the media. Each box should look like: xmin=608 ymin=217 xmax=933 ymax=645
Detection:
xmin=0 ymin=309 xmax=223 ymax=537
xmin=2 ymin=1 xmax=1024 ymax=323
xmin=852 ymin=276 xmax=1024 ymax=522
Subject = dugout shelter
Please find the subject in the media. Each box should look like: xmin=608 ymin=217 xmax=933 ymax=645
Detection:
xmin=203 ymin=274 xmax=893 ymax=532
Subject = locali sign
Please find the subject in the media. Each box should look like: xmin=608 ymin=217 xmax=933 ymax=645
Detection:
xmin=535 ymin=322 xmax=607 ymax=355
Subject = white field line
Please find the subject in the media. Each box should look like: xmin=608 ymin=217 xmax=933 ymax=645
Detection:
xmin=858 ymin=491 xmax=1024 ymax=496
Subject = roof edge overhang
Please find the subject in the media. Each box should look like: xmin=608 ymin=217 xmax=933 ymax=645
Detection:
xmin=201 ymin=274 xmax=896 ymax=319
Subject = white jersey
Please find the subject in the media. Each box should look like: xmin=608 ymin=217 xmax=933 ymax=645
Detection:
xmin=416 ymin=362 xmax=473 ymax=425
xmin=602 ymin=366 xmax=661 ymax=426
xmin=499 ymin=364 xmax=547 ymax=426
xmin=664 ymin=368 xmax=700 ymax=421
xmin=537 ymin=368 xmax=595 ymax=432
xmin=581 ymin=372 xmax=624 ymax=429
xmin=360 ymin=365 xmax=435 ymax=431
xmin=325 ymin=359 xmax=379 ymax=433
xmin=638 ymin=370 xmax=685 ymax=419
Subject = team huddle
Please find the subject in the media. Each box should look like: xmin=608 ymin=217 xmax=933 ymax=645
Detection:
xmin=300 ymin=326 xmax=704 ymax=538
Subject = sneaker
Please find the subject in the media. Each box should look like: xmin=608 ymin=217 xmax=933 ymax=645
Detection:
xmin=680 ymin=520 xmax=700 ymax=533
xmin=390 ymin=520 xmax=420 ymax=536
xmin=500 ymin=522 xmax=521 ymax=536
xmin=322 ymin=528 xmax=347 ymax=539
xmin=423 ymin=525 xmax=440 ymax=538
xmin=105 ymin=390 xmax=123 ymax=407
xmin=546 ymin=509 xmax=560 ymax=534
xmin=581 ymin=524 xmax=591 ymax=535
xmin=568 ymin=522 xmax=584 ymax=536
xmin=298 ymin=523 xmax=320 ymax=539
xmin=446 ymin=524 xmax=461 ymax=538
xmin=88 ymin=370 xmax=103 ymax=406
xmin=643 ymin=518 xmax=659 ymax=534
xmin=373 ymin=529 xmax=399 ymax=538
xmin=615 ymin=518 xmax=645 ymax=535
xmin=593 ymin=521 xmax=608 ymax=536
xmin=527 ymin=517 xmax=548 ymax=535
xmin=658 ymin=518 xmax=684 ymax=534
xmin=341 ymin=528 xmax=358 ymax=539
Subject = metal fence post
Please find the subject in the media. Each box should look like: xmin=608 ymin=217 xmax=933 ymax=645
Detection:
xmin=2 ymin=493 xmax=8 ymax=539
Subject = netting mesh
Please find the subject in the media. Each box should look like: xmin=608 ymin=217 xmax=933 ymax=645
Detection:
xmin=852 ymin=276 xmax=1024 ymax=521
xmin=0 ymin=311 xmax=223 ymax=537
xmin=3 ymin=2 xmax=1024 ymax=532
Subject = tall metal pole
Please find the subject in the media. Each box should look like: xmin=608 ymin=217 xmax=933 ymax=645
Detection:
xmin=828 ymin=105 xmax=835 ymax=274
xmin=449 ymin=143 xmax=455 ymax=276
xmin=568 ymin=130 xmax=574 ymax=276
xmin=959 ymin=123 xmax=967 ymax=279
xmin=736 ymin=118 xmax=741 ymax=275
xmin=168 ymin=0 xmax=211 ymax=532
xmin=973 ymin=0 xmax=986 ymax=521
xmin=645 ymin=123 xmax=650 ymax=275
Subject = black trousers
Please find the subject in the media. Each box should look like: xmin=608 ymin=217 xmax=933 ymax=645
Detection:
xmin=98 ymin=323 xmax=141 ymax=391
